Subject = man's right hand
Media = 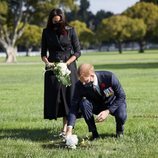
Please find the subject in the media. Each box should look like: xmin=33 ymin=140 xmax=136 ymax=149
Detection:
xmin=95 ymin=110 xmax=110 ymax=122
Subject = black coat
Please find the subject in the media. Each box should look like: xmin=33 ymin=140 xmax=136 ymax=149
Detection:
xmin=41 ymin=26 xmax=81 ymax=119
xmin=68 ymin=71 xmax=126 ymax=126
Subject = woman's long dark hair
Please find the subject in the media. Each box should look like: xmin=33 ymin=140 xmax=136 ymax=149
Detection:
xmin=47 ymin=8 xmax=65 ymax=28
xmin=46 ymin=8 xmax=68 ymax=35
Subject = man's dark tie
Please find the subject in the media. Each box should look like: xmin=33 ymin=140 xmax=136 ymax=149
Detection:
xmin=93 ymin=85 xmax=101 ymax=96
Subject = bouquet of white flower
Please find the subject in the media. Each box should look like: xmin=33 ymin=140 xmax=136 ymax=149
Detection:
xmin=65 ymin=134 xmax=78 ymax=149
xmin=45 ymin=62 xmax=71 ymax=87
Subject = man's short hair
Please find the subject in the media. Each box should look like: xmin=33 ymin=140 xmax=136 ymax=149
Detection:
xmin=77 ymin=64 xmax=94 ymax=78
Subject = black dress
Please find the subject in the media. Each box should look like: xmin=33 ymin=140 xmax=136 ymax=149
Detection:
xmin=41 ymin=26 xmax=81 ymax=119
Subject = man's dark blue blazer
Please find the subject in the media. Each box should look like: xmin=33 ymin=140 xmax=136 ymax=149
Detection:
xmin=68 ymin=71 xmax=126 ymax=126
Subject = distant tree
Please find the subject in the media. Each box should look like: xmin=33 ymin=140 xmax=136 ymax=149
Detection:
xmin=96 ymin=15 xmax=146 ymax=53
xmin=67 ymin=1 xmax=113 ymax=31
xmin=94 ymin=10 xmax=113 ymax=29
xmin=17 ymin=24 xmax=42 ymax=56
xmin=140 ymin=0 xmax=158 ymax=4
xmin=0 ymin=0 xmax=7 ymax=23
xmin=123 ymin=2 xmax=158 ymax=52
xmin=74 ymin=0 xmax=95 ymax=28
xmin=66 ymin=5 xmax=79 ymax=22
xmin=59 ymin=0 xmax=78 ymax=9
xmin=69 ymin=20 xmax=94 ymax=49
xmin=129 ymin=19 xmax=147 ymax=41
xmin=77 ymin=0 xmax=90 ymax=21
xmin=32 ymin=0 xmax=78 ymax=27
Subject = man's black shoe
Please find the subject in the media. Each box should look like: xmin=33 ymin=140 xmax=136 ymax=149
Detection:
xmin=90 ymin=135 xmax=100 ymax=141
xmin=90 ymin=131 xmax=100 ymax=141
xmin=116 ymin=132 xmax=124 ymax=138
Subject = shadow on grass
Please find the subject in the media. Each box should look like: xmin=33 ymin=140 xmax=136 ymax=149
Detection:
xmin=42 ymin=141 xmax=67 ymax=150
xmin=99 ymin=133 xmax=116 ymax=139
xmin=0 ymin=128 xmax=59 ymax=142
xmin=0 ymin=128 xmax=117 ymax=141
xmin=94 ymin=62 xmax=158 ymax=69
xmin=0 ymin=128 xmax=71 ymax=149
xmin=0 ymin=128 xmax=118 ymax=150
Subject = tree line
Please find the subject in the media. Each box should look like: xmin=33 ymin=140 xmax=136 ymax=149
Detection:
xmin=0 ymin=0 xmax=158 ymax=62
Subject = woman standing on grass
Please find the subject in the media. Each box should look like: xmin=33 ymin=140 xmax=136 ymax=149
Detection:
xmin=41 ymin=8 xmax=81 ymax=136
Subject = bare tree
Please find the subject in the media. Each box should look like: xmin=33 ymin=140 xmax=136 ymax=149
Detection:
xmin=0 ymin=0 xmax=34 ymax=62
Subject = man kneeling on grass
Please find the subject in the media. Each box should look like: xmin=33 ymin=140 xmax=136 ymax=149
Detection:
xmin=66 ymin=63 xmax=127 ymax=140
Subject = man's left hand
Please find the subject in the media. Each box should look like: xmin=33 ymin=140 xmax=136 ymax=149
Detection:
xmin=96 ymin=110 xmax=110 ymax=122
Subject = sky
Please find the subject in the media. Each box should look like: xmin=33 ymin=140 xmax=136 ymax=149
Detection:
xmin=88 ymin=0 xmax=140 ymax=14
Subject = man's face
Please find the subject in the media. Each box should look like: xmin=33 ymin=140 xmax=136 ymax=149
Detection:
xmin=79 ymin=73 xmax=95 ymax=85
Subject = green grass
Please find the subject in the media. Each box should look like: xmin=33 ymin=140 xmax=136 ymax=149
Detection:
xmin=0 ymin=50 xmax=158 ymax=158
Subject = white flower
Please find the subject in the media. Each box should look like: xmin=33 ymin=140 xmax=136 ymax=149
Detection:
xmin=45 ymin=62 xmax=71 ymax=86
xmin=56 ymin=63 xmax=71 ymax=76
xmin=66 ymin=134 xmax=78 ymax=149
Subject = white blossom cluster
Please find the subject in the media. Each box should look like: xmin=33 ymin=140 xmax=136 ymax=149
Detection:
xmin=45 ymin=62 xmax=71 ymax=86
xmin=54 ymin=63 xmax=71 ymax=86
xmin=65 ymin=135 xmax=78 ymax=149
xmin=55 ymin=63 xmax=71 ymax=76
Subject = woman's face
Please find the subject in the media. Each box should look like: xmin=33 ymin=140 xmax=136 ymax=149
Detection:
xmin=52 ymin=15 xmax=61 ymax=24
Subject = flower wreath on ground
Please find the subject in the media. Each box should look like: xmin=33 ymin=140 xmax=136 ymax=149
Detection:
xmin=45 ymin=62 xmax=71 ymax=87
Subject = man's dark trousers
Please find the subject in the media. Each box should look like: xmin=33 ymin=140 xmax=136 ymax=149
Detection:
xmin=79 ymin=98 xmax=127 ymax=135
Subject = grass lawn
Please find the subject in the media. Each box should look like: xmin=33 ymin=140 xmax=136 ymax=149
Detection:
xmin=0 ymin=50 xmax=158 ymax=158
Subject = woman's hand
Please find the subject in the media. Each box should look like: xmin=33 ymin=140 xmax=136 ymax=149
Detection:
xmin=46 ymin=62 xmax=55 ymax=68
xmin=66 ymin=55 xmax=77 ymax=66
xmin=41 ymin=56 xmax=54 ymax=68
xmin=66 ymin=61 xmax=70 ymax=66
